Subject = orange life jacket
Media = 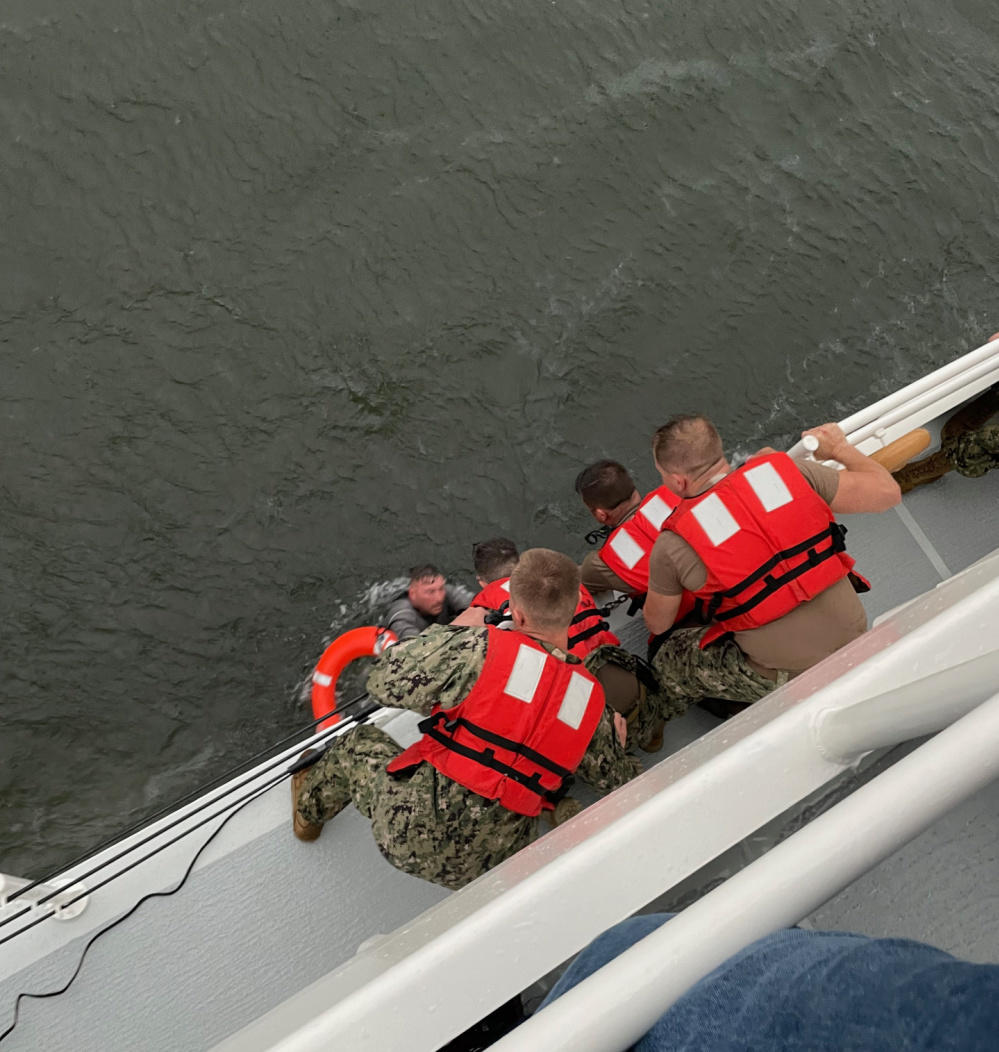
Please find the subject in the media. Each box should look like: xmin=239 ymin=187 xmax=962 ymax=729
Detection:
xmin=386 ymin=628 xmax=606 ymax=815
xmin=470 ymin=579 xmax=620 ymax=658
xmin=663 ymin=452 xmax=857 ymax=647
xmin=599 ymin=487 xmax=680 ymax=594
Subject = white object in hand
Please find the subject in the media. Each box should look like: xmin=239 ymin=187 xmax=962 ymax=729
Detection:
xmin=802 ymin=434 xmax=820 ymax=453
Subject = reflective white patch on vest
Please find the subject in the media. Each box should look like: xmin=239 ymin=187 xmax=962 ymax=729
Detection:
xmin=504 ymin=644 xmax=547 ymax=702
xmin=557 ymin=671 xmax=594 ymax=730
xmin=501 ymin=580 xmax=510 ymax=592
xmin=691 ymin=493 xmax=740 ymax=546
xmin=639 ymin=493 xmax=674 ymax=531
xmin=608 ymin=528 xmax=645 ymax=570
xmin=744 ymin=462 xmax=793 ymax=512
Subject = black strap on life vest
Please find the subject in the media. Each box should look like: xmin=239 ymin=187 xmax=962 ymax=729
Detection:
xmin=484 ymin=601 xmax=612 ymax=648
xmin=418 ymin=711 xmax=573 ymax=804
xmin=483 ymin=603 xmax=512 ymax=627
xmin=567 ymin=607 xmax=611 ymax=649
xmin=705 ymin=523 xmax=848 ymax=624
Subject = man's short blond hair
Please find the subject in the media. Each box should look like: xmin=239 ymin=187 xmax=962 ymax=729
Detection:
xmin=652 ymin=415 xmax=724 ymax=476
xmin=508 ymin=548 xmax=579 ymax=630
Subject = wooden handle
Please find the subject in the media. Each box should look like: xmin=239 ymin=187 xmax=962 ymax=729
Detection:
xmin=868 ymin=428 xmax=932 ymax=472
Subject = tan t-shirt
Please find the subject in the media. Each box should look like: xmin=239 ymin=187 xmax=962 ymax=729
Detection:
xmin=647 ymin=459 xmax=867 ymax=674
xmin=580 ymin=504 xmax=643 ymax=595
xmin=580 ymin=549 xmax=633 ymax=595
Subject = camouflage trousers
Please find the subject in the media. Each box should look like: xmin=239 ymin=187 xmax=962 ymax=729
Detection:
xmin=948 ymin=424 xmax=999 ymax=478
xmin=584 ymin=644 xmax=687 ymax=749
xmin=647 ymin=627 xmax=789 ymax=717
xmin=295 ymin=723 xmax=536 ymax=890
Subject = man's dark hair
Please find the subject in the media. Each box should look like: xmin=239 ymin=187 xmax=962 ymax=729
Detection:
xmin=408 ymin=564 xmax=442 ymax=583
xmin=472 ymin=538 xmax=520 ymax=583
xmin=574 ymin=460 xmax=636 ymax=511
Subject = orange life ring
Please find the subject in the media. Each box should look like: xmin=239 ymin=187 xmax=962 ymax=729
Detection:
xmin=311 ymin=625 xmax=398 ymax=729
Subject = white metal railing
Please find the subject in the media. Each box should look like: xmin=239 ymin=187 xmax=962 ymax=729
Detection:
xmin=813 ymin=648 xmax=999 ymax=762
xmin=498 ymin=688 xmax=999 ymax=1051
xmin=787 ymin=338 xmax=999 ymax=457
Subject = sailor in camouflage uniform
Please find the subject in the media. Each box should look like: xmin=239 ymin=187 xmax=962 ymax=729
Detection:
xmin=294 ymin=549 xmax=642 ymax=891
xmin=468 ymin=537 xmax=674 ymax=753
xmin=948 ymin=424 xmax=999 ymax=478
xmin=893 ymin=380 xmax=999 ymax=492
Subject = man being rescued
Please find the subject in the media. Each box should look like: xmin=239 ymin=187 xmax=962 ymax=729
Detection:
xmin=641 ymin=416 xmax=901 ymax=712
xmin=292 ymin=549 xmax=642 ymax=890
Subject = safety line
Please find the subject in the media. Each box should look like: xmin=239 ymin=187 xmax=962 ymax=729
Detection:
xmin=3 ymin=690 xmax=369 ymax=909
xmin=0 ymin=707 xmax=371 ymax=934
xmin=0 ymin=776 xmax=278 ymax=1045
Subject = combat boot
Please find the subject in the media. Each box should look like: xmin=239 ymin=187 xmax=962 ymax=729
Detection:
xmin=291 ymin=766 xmax=324 ymax=842
xmin=628 ymin=683 xmax=666 ymax=753
xmin=893 ymin=450 xmax=952 ymax=493
xmin=544 ymin=796 xmax=583 ymax=828
xmin=893 ymin=382 xmax=999 ymax=493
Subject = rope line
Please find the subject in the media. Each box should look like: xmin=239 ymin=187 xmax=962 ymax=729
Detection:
xmin=0 ymin=703 xmax=373 ymax=936
xmin=0 ymin=774 xmax=279 ymax=1045
xmin=3 ymin=690 xmax=369 ymax=909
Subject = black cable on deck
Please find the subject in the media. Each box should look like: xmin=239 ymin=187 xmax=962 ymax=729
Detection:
xmin=0 ymin=771 xmax=283 ymax=1044
xmin=0 ymin=701 xmax=375 ymax=934
xmin=1 ymin=691 xmax=369 ymax=909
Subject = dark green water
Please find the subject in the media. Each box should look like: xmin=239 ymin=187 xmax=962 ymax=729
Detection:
xmin=2 ymin=0 xmax=998 ymax=876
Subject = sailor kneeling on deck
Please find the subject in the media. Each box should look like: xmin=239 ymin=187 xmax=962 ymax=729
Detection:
xmin=293 ymin=549 xmax=641 ymax=890
xmin=641 ymin=416 xmax=901 ymax=712
xmin=575 ymin=459 xmax=681 ymax=599
xmin=469 ymin=537 xmax=675 ymax=751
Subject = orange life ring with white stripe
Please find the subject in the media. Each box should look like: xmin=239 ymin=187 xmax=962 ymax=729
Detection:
xmin=311 ymin=625 xmax=397 ymax=729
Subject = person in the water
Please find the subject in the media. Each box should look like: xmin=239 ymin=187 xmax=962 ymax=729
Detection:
xmin=383 ymin=563 xmax=473 ymax=641
xmin=292 ymin=548 xmax=641 ymax=889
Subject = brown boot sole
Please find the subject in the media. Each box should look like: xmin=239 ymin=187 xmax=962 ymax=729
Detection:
xmin=892 ymin=450 xmax=952 ymax=494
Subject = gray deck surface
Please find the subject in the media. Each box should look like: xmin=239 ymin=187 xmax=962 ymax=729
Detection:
xmin=800 ymin=464 xmax=999 ymax=955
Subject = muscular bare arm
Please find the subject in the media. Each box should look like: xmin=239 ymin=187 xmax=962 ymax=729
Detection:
xmin=643 ymin=590 xmax=683 ymax=636
xmin=802 ymin=423 xmax=902 ymax=514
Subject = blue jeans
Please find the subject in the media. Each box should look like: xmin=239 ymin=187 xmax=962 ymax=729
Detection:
xmin=540 ymin=915 xmax=999 ymax=1050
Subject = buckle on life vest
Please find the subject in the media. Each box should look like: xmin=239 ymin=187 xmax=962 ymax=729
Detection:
xmin=848 ymin=570 xmax=871 ymax=594
xmin=831 ymin=522 xmax=848 ymax=552
xmin=418 ymin=711 xmax=458 ymax=736
xmin=585 ymin=525 xmax=611 ymax=546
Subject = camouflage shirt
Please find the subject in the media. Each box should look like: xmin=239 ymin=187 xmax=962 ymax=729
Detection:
xmin=367 ymin=624 xmax=642 ymax=795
